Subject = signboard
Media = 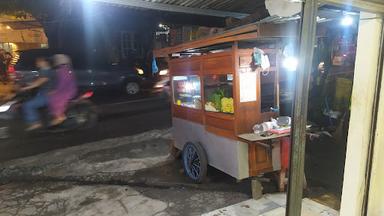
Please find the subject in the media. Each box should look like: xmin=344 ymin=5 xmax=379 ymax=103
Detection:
xmin=0 ymin=29 xmax=47 ymax=43
xmin=239 ymin=67 xmax=257 ymax=103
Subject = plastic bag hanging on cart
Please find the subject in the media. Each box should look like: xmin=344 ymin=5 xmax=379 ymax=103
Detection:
xmin=253 ymin=48 xmax=270 ymax=70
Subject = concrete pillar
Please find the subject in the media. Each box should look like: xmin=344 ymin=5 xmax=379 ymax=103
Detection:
xmin=367 ymin=38 xmax=384 ymax=216
xmin=339 ymin=12 xmax=383 ymax=216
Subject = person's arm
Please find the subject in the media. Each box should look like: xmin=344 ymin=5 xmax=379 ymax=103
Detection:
xmin=21 ymin=77 xmax=48 ymax=91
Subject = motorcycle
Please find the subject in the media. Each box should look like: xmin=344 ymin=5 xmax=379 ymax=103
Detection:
xmin=0 ymin=89 xmax=98 ymax=139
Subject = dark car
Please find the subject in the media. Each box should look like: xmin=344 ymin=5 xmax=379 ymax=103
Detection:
xmin=14 ymin=49 xmax=151 ymax=96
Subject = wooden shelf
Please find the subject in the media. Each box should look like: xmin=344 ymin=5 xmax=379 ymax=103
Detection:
xmin=205 ymin=111 xmax=235 ymax=120
xmin=238 ymin=133 xmax=289 ymax=142
xmin=173 ymin=105 xmax=204 ymax=124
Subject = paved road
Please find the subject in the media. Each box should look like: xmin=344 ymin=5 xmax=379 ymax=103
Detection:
xmin=0 ymin=95 xmax=172 ymax=162
xmin=0 ymin=94 xmax=340 ymax=211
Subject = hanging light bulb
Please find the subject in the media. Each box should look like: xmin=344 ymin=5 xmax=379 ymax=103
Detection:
xmin=283 ymin=57 xmax=298 ymax=72
xmin=341 ymin=16 xmax=354 ymax=27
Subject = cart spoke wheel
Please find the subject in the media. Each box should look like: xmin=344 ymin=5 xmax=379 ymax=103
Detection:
xmin=182 ymin=142 xmax=208 ymax=183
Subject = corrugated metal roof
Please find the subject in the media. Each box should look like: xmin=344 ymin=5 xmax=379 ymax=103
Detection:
xmin=92 ymin=0 xmax=266 ymax=18
xmin=143 ymin=0 xmax=265 ymax=13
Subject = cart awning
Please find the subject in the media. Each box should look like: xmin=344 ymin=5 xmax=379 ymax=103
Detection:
xmin=153 ymin=19 xmax=300 ymax=57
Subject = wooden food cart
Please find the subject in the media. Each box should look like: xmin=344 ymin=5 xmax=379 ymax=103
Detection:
xmin=154 ymin=22 xmax=298 ymax=192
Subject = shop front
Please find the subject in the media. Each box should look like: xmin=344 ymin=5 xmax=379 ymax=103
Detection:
xmin=288 ymin=1 xmax=384 ymax=216
xmin=151 ymin=0 xmax=384 ymax=215
xmin=0 ymin=15 xmax=48 ymax=63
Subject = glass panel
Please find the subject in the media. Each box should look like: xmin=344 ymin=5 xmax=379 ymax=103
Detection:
xmin=260 ymin=71 xmax=276 ymax=112
xmin=204 ymin=74 xmax=234 ymax=114
xmin=172 ymin=75 xmax=201 ymax=109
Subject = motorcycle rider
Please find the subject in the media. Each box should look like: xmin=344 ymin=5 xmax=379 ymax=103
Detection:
xmin=21 ymin=57 xmax=56 ymax=131
xmin=49 ymin=54 xmax=77 ymax=126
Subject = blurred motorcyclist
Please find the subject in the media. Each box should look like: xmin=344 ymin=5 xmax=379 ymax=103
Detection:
xmin=0 ymin=49 xmax=16 ymax=102
xmin=0 ymin=49 xmax=7 ymax=80
xmin=21 ymin=57 xmax=56 ymax=131
xmin=4 ymin=52 xmax=15 ymax=79
xmin=49 ymin=54 xmax=77 ymax=126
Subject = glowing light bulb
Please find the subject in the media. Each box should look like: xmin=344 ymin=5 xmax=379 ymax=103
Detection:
xmin=341 ymin=16 xmax=354 ymax=26
xmin=283 ymin=57 xmax=298 ymax=72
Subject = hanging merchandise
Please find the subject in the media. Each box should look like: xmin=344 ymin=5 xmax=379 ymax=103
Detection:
xmin=221 ymin=97 xmax=234 ymax=113
xmin=253 ymin=48 xmax=263 ymax=65
xmin=261 ymin=54 xmax=270 ymax=70
xmin=253 ymin=47 xmax=270 ymax=70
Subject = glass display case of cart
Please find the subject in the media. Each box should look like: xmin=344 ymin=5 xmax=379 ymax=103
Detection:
xmin=204 ymin=74 xmax=234 ymax=114
xmin=172 ymin=75 xmax=202 ymax=109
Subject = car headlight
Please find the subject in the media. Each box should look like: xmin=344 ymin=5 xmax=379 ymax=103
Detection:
xmin=136 ymin=68 xmax=144 ymax=75
xmin=159 ymin=69 xmax=169 ymax=76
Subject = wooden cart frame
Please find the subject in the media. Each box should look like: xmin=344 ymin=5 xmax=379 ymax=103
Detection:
xmin=155 ymin=22 xmax=299 ymax=184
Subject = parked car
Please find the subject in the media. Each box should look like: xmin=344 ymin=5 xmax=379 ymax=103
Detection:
xmin=14 ymin=49 xmax=151 ymax=96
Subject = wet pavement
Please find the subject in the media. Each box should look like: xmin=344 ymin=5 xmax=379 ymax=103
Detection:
xmin=0 ymin=96 xmax=343 ymax=215
xmin=0 ymin=96 xmax=171 ymax=162
xmin=0 ymin=129 xmax=172 ymax=181
xmin=0 ymin=181 xmax=249 ymax=216
xmin=0 ymin=129 xmax=250 ymax=216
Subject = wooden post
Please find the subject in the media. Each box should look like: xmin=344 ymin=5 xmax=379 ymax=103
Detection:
xmin=275 ymin=45 xmax=281 ymax=111
xmin=286 ymin=0 xmax=318 ymax=216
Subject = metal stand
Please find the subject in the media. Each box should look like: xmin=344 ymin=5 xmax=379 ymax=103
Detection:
xmin=286 ymin=0 xmax=318 ymax=216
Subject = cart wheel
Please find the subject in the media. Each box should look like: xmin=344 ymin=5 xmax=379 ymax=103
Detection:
xmin=182 ymin=142 xmax=207 ymax=183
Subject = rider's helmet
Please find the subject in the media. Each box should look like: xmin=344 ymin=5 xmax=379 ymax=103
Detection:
xmin=53 ymin=54 xmax=71 ymax=67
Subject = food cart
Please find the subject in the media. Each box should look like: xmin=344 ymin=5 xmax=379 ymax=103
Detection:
xmin=154 ymin=21 xmax=298 ymax=195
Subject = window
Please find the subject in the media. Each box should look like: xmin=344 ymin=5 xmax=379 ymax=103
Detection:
xmin=172 ymin=75 xmax=202 ymax=109
xmin=204 ymin=74 xmax=234 ymax=114
xmin=121 ymin=32 xmax=141 ymax=58
xmin=260 ymin=71 xmax=276 ymax=112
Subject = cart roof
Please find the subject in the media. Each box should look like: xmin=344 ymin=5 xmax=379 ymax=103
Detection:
xmin=153 ymin=19 xmax=299 ymax=57
xmin=153 ymin=7 xmax=360 ymax=57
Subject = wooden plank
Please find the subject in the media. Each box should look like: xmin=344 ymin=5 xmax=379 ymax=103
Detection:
xmin=258 ymin=23 xmax=299 ymax=38
xmin=205 ymin=114 xmax=235 ymax=131
xmin=170 ymin=58 xmax=201 ymax=75
xmin=202 ymin=55 xmax=233 ymax=72
xmin=248 ymin=142 xmax=273 ymax=176
xmin=205 ymin=111 xmax=235 ymax=121
xmin=205 ymin=125 xmax=236 ymax=140
xmin=238 ymin=133 xmax=289 ymax=142
xmin=233 ymin=42 xmax=242 ymax=136
xmin=154 ymin=22 xmax=300 ymax=57
xmin=154 ymin=22 xmax=260 ymax=57
xmin=173 ymin=105 xmax=204 ymax=124
xmin=154 ymin=32 xmax=259 ymax=57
